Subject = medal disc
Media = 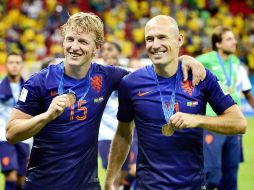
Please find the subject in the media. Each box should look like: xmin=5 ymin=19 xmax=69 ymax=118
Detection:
xmin=161 ymin=123 xmax=174 ymax=136
xmin=67 ymin=93 xmax=76 ymax=106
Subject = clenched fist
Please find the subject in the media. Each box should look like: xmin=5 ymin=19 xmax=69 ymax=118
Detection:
xmin=45 ymin=94 xmax=69 ymax=121
xmin=170 ymin=112 xmax=201 ymax=130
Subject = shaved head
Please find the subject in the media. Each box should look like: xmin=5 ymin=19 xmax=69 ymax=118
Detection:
xmin=144 ymin=14 xmax=184 ymax=75
xmin=145 ymin=15 xmax=179 ymax=36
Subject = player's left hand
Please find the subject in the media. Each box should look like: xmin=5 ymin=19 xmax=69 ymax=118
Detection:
xmin=170 ymin=112 xmax=200 ymax=129
xmin=180 ymin=55 xmax=206 ymax=86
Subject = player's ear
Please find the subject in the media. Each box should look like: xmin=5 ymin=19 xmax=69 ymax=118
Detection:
xmin=96 ymin=42 xmax=103 ymax=50
xmin=93 ymin=43 xmax=102 ymax=57
xmin=92 ymin=47 xmax=101 ymax=58
xmin=177 ymin=34 xmax=184 ymax=48
xmin=216 ymin=42 xmax=221 ymax=49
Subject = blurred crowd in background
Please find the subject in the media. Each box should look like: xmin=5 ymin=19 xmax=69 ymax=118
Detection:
xmin=0 ymin=0 xmax=254 ymax=77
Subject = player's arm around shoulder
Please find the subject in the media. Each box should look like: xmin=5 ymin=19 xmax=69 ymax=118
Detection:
xmin=105 ymin=121 xmax=134 ymax=190
xmin=179 ymin=55 xmax=206 ymax=85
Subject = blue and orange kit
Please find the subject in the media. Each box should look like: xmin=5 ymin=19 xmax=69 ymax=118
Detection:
xmin=117 ymin=63 xmax=235 ymax=190
xmin=16 ymin=62 xmax=128 ymax=190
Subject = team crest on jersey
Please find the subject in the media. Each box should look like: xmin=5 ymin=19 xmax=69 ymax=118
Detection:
xmin=91 ymin=75 xmax=102 ymax=93
xmin=181 ymin=80 xmax=194 ymax=96
xmin=19 ymin=87 xmax=28 ymax=102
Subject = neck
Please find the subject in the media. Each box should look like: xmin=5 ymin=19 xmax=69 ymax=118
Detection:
xmin=154 ymin=58 xmax=178 ymax=78
xmin=64 ymin=62 xmax=91 ymax=79
xmin=8 ymin=75 xmax=21 ymax=83
xmin=218 ymin=49 xmax=230 ymax=61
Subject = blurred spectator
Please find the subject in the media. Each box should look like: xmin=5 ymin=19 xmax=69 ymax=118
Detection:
xmin=0 ymin=0 xmax=254 ymax=73
xmin=0 ymin=52 xmax=32 ymax=190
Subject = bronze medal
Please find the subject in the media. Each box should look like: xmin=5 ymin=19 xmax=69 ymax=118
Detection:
xmin=161 ymin=123 xmax=174 ymax=136
xmin=67 ymin=93 xmax=76 ymax=106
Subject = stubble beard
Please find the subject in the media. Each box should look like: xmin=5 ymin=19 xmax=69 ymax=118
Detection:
xmin=222 ymin=48 xmax=235 ymax=55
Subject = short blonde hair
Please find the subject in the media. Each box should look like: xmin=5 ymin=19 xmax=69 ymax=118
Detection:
xmin=61 ymin=12 xmax=104 ymax=47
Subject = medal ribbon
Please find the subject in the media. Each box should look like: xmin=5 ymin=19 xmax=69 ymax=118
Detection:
xmin=58 ymin=61 xmax=91 ymax=100
xmin=216 ymin=53 xmax=232 ymax=87
xmin=151 ymin=64 xmax=180 ymax=124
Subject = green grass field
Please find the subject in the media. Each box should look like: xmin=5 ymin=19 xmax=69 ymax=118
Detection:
xmin=0 ymin=164 xmax=3 ymax=189
xmin=238 ymin=117 xmax=254 ymax=190
xmin=1 ymin=118 xmax=253 ymax=189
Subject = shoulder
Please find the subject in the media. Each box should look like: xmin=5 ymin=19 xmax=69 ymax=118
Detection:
xmin=239 ymin=64 xmax=248 ymax=75
xmin=196 ymin=51 xmax=217 ymax=66
xmin=92 ymin=62 xmax=127 ymax=73
xmin=25 ymin=63 xmax=61 ymax=87
xmin=197 ymin=69 xmax=218 ymax=89
xmin=92 ymin=62 xmax=129 ymax=82
xmin=0 ymin=76 xmax=8 ymax=86
xmin=0 ymin=77 xmax=9 ymax=95
xmin=196 ymin=51 xmax=218 ymax=69
xmin=91 ymin=63 xmax=129 ymax=91
xmin=204 ymin=69 xmax=217 ymax=80
xmin=230 ymin=55 xmax=240 ymax=64
xmin=196 ymin=51 xmax=216 ymax=60
xmin=122 ymin=66 xmax=149 ymax=83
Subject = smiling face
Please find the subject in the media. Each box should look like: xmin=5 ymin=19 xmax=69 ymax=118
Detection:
xmin=63 ymin=27 xmax=97 ymax=67
xmin=145 ymin=16 xmax=183 ymax=66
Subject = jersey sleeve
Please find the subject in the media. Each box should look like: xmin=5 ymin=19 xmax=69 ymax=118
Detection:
xmin=109 ymin=66 xmax=129 ymax=91
xmin=117 ymin=77 xmax=134 ymax=122
xmin=202 ymin=70 xmax=236 ymax=115
xmin=15 ymin=74 xmax=43 ymax=116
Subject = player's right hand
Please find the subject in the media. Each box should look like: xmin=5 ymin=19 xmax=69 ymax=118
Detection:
xmin=170 ymin=112 xmax=200 ymax=129
xmin=45 ymin=94 xmax=68 ymax=121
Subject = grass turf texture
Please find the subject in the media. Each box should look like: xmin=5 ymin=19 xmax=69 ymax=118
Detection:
xmin=238 ymin=117 xmax=254 ymax=190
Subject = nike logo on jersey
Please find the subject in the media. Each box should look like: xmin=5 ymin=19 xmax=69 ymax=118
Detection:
xmin=137 ymin=91 xmax=153 ymax=97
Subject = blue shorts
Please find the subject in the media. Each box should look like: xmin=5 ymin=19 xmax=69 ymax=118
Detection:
xmin=0 ymin=141 xmax=30 ymax=176
xmin=99 ymin=136 xmax=137 ymax=170
xmin=203 ymin=131 xmax=240 ymax=186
